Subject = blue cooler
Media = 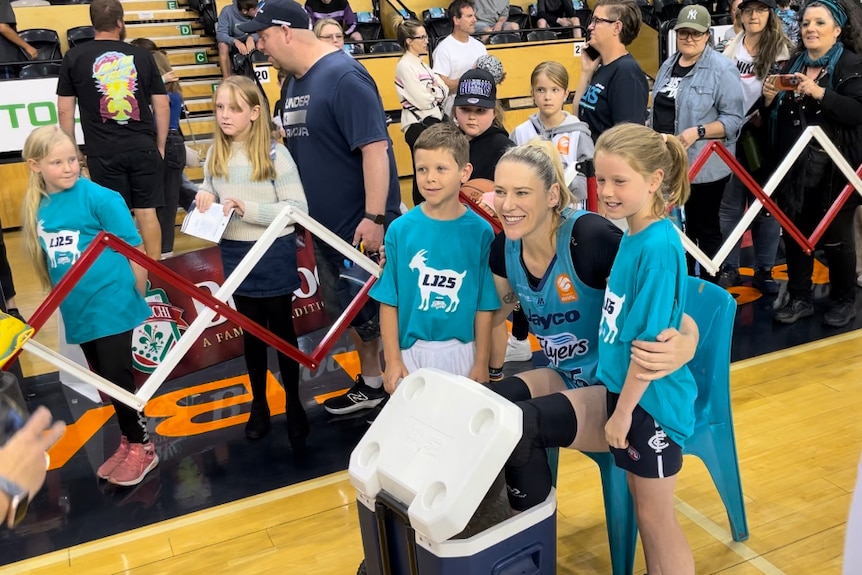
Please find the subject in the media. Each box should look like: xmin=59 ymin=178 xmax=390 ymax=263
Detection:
xmin=349 ymin=368 xmax=557 ymax=575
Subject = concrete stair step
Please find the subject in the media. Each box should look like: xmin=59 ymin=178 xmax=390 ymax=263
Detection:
xmin=123 ymin=0 xmax=191 ymax=10
xmin=183 ymin=165 xmax=204 ymax=181
xmin=124 ymin=21 xmax=204 ymax=39
xmin=165 ymin=47 xmax=218 ymax=66
xmin=184 ymin=115 xmax=215 ymax=138
xmin=147 ymin=35 xmax=214 ymax=49
xmin=174 ymin=63 xmax=221 ymax=79
xmin=180 ymin=79 xmax=222 ymax=99
xmin=184 ymin=96 xmax=214 ymax=113
xmin=124 ymin=8 xmax=197 ymax=22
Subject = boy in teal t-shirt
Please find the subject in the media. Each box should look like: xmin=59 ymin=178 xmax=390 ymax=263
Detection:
xmin=370 ymin=123 xmax=500 ymax=392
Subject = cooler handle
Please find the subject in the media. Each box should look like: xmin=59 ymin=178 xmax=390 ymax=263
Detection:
xmin=490 ymin=543 xmax=543 ymax=575
xmin=374 ymin=490 xmax=420 ymax=575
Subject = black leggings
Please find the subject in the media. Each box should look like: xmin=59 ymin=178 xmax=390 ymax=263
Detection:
xmin=80 ymin=330 xmax=148 ymax=444
xmin=785 ymin=205 xmax=857 ymax=303
xmin=233 ymin=293 xmax=300 ymax=410
xmin=685 ymin=177 xmax=730 ymax=279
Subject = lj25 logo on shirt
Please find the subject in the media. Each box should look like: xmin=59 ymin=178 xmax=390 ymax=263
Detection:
xmin=555 ymin=273 xmax=578 ymax=303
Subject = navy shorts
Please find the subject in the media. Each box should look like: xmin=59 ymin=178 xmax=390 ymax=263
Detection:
xmin=606 ymin=391 xmax=683 ymax=479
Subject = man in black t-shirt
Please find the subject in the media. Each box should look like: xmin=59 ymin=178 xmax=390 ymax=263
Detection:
xmin=57 ymin=0 xmax=169 ymax=260
xmin=0 ymin=0 xmax=37 ymax=78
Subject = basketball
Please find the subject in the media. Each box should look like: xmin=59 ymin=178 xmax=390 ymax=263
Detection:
xmin=460 ymin=179 xmax=498 ymax=221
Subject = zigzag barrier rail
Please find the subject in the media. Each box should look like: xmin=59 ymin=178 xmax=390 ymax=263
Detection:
xmin=685 ymin=126 xmax=862 ymax=274
xmin=13 ymin=206 xmax=379 ymax=411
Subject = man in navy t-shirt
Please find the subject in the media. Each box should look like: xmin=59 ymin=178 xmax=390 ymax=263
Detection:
xmin=242 ymin=0 xmax=401 ymax=415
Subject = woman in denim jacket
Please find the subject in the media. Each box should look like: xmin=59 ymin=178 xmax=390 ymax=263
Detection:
xmin=650 ymin=5 xmax=745 ymax=281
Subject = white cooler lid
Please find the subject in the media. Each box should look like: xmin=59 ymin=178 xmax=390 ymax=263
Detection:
xmin=348 ymin=368 xmax=522 ymax=543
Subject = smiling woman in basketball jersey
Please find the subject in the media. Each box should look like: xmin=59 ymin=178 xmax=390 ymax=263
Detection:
xmin=484 ymin=139 xmax=699 ymax=516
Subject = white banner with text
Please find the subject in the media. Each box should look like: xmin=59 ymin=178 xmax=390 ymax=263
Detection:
xmin=0 ymin=78 xmax=85 ymax=153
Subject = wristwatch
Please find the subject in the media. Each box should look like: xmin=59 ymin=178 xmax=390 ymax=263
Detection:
xmin=364 ymin=212 xmax=385 ymax=225
xmin=0 ymin=476 xmax=29 ymax=529
xmin=696 ymin=124 xmax=707 ymax=140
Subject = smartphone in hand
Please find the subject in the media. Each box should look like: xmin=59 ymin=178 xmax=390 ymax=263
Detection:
xmin=584 ymin=44 xmax=601 ymax=60
xmin=774 ymin=74 xmax=801 ymax=90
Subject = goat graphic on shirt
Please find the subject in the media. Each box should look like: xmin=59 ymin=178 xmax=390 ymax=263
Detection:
xmin=37 ymin=220 xmax=81 ymax=268
xmin=600 ymin=289 xmax=626 ymax=344
xmin=408 ymin=250 xmax=466 ymax=313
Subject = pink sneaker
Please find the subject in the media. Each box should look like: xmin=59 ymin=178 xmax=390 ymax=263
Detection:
xmin=108 ymin=442 xmax=159 ymax=486
xmin=97 ymin=437 xmax=130 ymax=479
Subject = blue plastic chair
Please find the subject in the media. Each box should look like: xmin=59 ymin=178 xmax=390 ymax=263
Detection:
xmin=584 ymin=277 xmax=748 ymax=575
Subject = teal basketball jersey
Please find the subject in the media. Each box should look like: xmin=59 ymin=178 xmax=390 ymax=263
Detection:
xmin=504 ymin=211 xmax=604 ymax=387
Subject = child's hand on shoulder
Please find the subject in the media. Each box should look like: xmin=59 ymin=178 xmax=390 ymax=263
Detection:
xmin=383 ymin=361 xmax=409 ymax=394
xmin=195 ymin=191 xmax=216 ymax=212
xmin=605 ymin=410 xmax=632 ymax=450
xmin=223 ymin=197 xmax=245 ymax=216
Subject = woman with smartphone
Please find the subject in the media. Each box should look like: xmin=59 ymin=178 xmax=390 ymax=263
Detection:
xmin=575 ymin=0 xmax=649 ymax=143
xmin=717 ymin=0 xmax=794 ymax=293
xmin=650 ymin=4 xmax=745 ymax=281
xmin=764 ymin=0 xmax=862 ymax=328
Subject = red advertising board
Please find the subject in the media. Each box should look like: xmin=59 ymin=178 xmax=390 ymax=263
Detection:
xmin=130 ymin=230 xmax=328 ymax=385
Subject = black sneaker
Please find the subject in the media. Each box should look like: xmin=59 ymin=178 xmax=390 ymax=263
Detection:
xmin=752 ymin=269 xmax=780 ymax=295
xmin=774 ymin=298 xmax=814 ymax=324
xmin=717 ymin=268 xmax=741 ymax=289
xmin=323 ymin=376 xmax=386 ymax=415
xmin=823 ymin=300 xmax=856 ymax=328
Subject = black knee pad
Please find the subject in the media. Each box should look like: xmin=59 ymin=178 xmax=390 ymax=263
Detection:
xmin=508 ymin=400 xmax=541 ymax=468
xmin=505 ymin=444 xmax=552 ymax=511
xmin=486 ymin=376 xmax=531 ymax=403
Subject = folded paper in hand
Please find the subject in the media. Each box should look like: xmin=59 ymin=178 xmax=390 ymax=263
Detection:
xmin=181 ymin=202 xmax=234 ymax=243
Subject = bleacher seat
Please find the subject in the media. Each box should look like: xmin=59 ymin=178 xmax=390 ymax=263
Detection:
xmin=356 ymin=11 xmax=383 ymax=41
xmin=488 ymin=32 xmax=521 ymax=44
xmin=67 ymin=26 xmax=95 ymax=49
xmin=527 ymin=29 xmax=557 ymax=41
xmin=507 ymin=5 xmax=531 ymax=29
xmin=423 ymin=8 xmax=453 ymax=42
xmin=19 ymin=62 xmax=61 ymax=78
xmin=369 ymin=41 xmax=402 ymax=53
xmin=18 ymin=29 xmax=62 ymax=61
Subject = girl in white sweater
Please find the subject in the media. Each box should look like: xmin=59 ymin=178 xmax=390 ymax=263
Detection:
xmin=195 ymin=76 xmax=310 ymax=448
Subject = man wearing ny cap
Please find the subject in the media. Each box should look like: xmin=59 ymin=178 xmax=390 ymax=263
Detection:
xmin=241 ymin=0 xmax=401 ymax=415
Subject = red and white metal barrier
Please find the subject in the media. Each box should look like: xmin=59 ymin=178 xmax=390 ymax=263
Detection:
xmin=683 ymin=126 xmax=862 ymax=274
xmin=14 ymin=206 xmax=379 ymax=411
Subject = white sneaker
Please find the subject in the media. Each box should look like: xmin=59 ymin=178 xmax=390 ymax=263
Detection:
xmin=857 ymin=273 xmax=862 ymax=288
xmin=504 ymin=335 xmax=532 ymax=363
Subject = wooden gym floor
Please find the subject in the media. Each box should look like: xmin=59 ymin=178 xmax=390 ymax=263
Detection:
xmin=1 ymin=226 xmax=861 ymax=574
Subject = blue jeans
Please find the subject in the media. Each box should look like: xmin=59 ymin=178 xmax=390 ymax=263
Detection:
xmin=718 ymin=148 xmax=780 ymax=272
